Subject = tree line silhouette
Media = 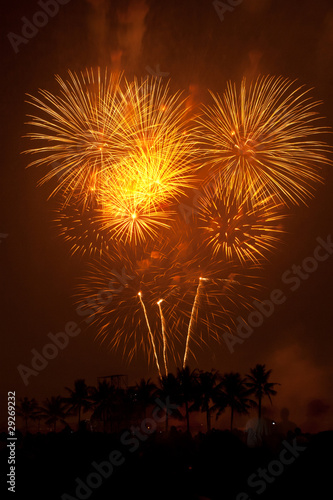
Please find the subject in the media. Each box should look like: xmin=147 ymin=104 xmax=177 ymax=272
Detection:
xmin=16 ymin=364 xmax=279 ymax=434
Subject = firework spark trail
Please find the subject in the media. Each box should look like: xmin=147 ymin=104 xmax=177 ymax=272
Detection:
xmin=183 ymin=277 xmax=207 ymax=368
xmin=157 ymin=299 xmax=168 ymax=376
xmin=138 ymin=291 xmax=162 ymax=377
xmin=74 ymin=238 xmax=201 ymax=369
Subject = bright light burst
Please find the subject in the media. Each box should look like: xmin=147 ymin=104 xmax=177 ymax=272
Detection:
xmin=25 ymin=69 xmax=197 ymax=243
xmin=94 ymin=77 xmax=197 ymax=243
xmin=196 ymin=75 xmax=332 ymax=206
xmin=197 ymin=180 xmax=286 ymax=264
xmin=96 ymin=164 xmax=172 ymax=244
xmin=24 ymin=68 xmax=129 ymax=208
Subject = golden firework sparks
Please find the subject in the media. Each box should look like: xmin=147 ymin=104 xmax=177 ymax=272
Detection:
xmin=196 ymin=75 xmax=332 ymax=205
xmin=96 ymin=164 xmax=173 ymax=245
xmin=53 ymin=197 xmax=111 ymax=258
xmin=24 ymin=68 xmax=130 ymax=208
xmin=197 ymin=181 xmax=286 ymax=264
xmin=183 ymin=277 xmax=205 ymax=368
xmin=94 ymin=76 xmax=198 ymax=243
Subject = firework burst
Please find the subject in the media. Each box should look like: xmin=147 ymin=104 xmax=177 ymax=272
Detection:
xmin=120 ymin=76 xmax=193 ymax=155
xmin=75 ymin=238 xmax=187 ymax=369
xmin=93 ymin=77 xmax=198 ymax=243
xmin=196 ymin=180 xmax=286 ymax=264
xmin=54 ymin=197 xmax=111 ymax=258
xmin=196 ymin=75 xmax=332 ymax=205
xmin=96 ymin=167 xmax=172 ymax=244
xmin=24 ymin=68 xmax=130 ymax=208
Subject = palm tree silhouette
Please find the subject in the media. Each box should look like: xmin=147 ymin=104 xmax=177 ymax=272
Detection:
xmin=177 ymin=366 xmax=199 ymax=433
xmin=132 ymin=378 xmax=157 ymax=419
xmin=31 ymin=409 xmax=43 ymax=433
xmin=158 ymin=372 xmax=182 ymax=432
xmin=195 ymin=369 xmax=220 ymax=432
xmin=220 ymin=372 xmax=253 ymax=430
xmin=39 ymin=396 xmax=68 ymax=432
xmin=245 ymin=364 xmax=279 ymax=419
xmin=64 ymin=379 xmax=92 ymax=429
xmin=16 ymin=397 xmax=39 ymax=433
xmin=90 ymin=380 xmax=118 ymax=432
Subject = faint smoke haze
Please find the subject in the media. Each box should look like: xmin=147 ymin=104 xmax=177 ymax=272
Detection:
xmin=86 ymin=0 xmax=149 ymax=73
xmin=117 ymin=0 xmax=149 ymax=73
xmin=86 ymin=0 xmax=110 ymax=65
xmin=268 ymin=341 xmax=333 ymax=433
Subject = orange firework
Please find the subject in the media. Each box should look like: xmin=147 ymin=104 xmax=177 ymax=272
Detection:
xmin=24 ymin=70 xmax=197 ymax=245
xmin=54 ymin=198 xmax=111 ymax=258
xmin=95 ymin=163 xmax=173 ymax=245
xmin=74 ymin=238 xmax=190 ymax=371
xmin=94 ymin=77 xmax=197 ymax=244
xmin=24 ymin=68 xmax=129 ymax=208
xmin=196 ymin=75 xmax=332 ymax=205
xmin=196 ymin=180 xmax=286 ymax=264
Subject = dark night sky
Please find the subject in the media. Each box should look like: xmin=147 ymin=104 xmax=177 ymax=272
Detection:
xmin=1 ymin=0 xmax=333 ymax=432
